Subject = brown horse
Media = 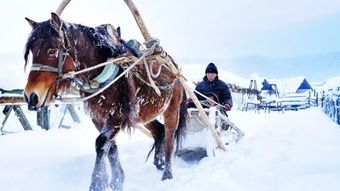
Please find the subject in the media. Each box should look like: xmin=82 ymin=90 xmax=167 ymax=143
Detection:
xmin=23 ymin=13 xmax=187 ymax=191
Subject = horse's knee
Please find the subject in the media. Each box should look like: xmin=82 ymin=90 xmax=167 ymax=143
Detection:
xmin=108 ymin=142 xmax=118 ymax=159
xmin=95 ymin=134 xmax=109 ymax=154
xmin=163 ymin=131 xmax=175 ymax=155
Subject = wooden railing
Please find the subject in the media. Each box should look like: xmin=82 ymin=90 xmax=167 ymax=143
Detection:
xmin=0 ymin=92 xmax=81 ymax=134
xmin=322 ymin=89 xmax=340 ymax=125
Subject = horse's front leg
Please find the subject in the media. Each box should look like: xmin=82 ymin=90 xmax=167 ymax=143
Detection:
xmin=90 ymin=125 xmax=120 ymax=191
xmin=108 ymin=138 xmax=125 ymax=191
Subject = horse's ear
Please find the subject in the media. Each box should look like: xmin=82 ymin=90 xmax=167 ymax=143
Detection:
xmin=117 ymin=27 xmax=121 ymax=38
xmin=50 ymin=12 xmax=62 ymax=33
xmin=25 ymin=17 xmax=38 ymax=28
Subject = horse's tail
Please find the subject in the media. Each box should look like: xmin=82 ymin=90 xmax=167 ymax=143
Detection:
xmin=174 ymin=90 xmax=188 ymax=154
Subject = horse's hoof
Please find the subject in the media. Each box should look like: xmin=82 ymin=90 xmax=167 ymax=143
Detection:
xmin=110 ymin=177 xmax=124 ymax=191
xmin=90 ymin=174 xmax=108 ymax=191
xmin=89 ymin=184 xmax=107 ymax=191
xmin=156 ymin=164 xmax=165 ymax=171
xmin=110 ymin=183 xmax=123 ymax=191
xmin=161 ymin=171 xmax=173 ymax=180
xmin=153 ymin=161 xmax=165 ymax=170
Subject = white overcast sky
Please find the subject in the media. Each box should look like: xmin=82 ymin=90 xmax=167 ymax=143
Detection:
xmin=1 ymin=0 xmax=340 ymax=59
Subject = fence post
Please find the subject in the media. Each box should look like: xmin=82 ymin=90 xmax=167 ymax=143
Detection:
xmin=13 ymin=105 xmax=32 ymax=131
xmin=37 ymin=106 xmax=50 ymax=130
xmin=66 ymin=104 xmax=80 ymax=123
xmin=337 ymin=96 xmax=340 ymax=125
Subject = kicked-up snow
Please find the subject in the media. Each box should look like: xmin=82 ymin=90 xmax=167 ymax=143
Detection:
xmin=0 ymin=107 xmax=339 ymax=191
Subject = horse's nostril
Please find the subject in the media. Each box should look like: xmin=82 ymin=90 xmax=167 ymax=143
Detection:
xmin=29 ymin=92 xmax=39 ymax=106
xmin=28 ymin=105 xmax=38 ymax=111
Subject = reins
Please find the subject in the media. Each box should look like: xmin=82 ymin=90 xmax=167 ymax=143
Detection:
xmin=61 ymin=57 xmax=129 ymax=79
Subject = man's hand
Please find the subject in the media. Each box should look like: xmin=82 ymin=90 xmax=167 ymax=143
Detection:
xmin=224 ymin=104 xmax=231 ymax=111
xmin=187 ymin=98 xmax=193 ymax=102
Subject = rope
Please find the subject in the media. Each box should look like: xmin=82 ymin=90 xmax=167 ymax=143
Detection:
xmin=130 ymin=54 xmax=175 ymax=91
xmin=131 ymin=71 xmax=176 ymax=90
xmin=79 ymin=54 xmax=144 ymax=102
xmin=143 ymin=58 xmax=161 ymax=96
xmin=141 ymin=37 xmax=164 ymax=95
xmin=193 ymin=89 xmax=224 ymax=108
xmin=61 ymin=57 xmax=129 ymax=79
xmin=149 ymin=61 xmax=165 ymax=78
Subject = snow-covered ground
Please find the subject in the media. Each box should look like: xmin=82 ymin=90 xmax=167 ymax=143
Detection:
xmin=0 ymin=107 xmax=339 ymax=191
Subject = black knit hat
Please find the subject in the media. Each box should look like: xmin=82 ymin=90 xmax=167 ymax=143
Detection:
xmin=205 ymin=62 xmax=218 ymax=74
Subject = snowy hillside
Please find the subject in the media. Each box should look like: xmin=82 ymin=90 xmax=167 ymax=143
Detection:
xmin=321 ymin=75 xmax=340 ymax=91
xmin=0 ymin=108 xmax=340 ymax=191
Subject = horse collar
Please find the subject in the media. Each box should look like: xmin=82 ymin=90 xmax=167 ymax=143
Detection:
xmin=75 ymin=64 xmax=122 ymax=93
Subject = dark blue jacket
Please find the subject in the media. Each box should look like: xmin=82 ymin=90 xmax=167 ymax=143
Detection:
xmin=195 ymin=76 xmax=233 ymax=107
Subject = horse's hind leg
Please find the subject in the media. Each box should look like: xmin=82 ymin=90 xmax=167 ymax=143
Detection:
xmin=161 ymin=89 xmax=183 ymax=180
xmin=90 ymin=125 xmax=120 ymax=191
xmin=108 ymin=139 xmax=125 ymax=191
xmin=162 ymin=110 xmax=179 ymax=180
xmin=145 ymin=120 xmax=165 ymax=170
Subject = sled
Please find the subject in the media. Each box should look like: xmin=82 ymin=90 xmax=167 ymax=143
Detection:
xmin=177 ymin=104 xmax=245 ymax=162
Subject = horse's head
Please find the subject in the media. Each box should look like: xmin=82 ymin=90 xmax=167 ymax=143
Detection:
xmin=24 ymin=13 xmax=76 ymax=111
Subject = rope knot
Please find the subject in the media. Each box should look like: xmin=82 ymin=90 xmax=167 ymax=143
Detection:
xmin=62 ymin=71 xmax=75 ymax=79
xmin=144 ymin=37 xmax=162 ymax=55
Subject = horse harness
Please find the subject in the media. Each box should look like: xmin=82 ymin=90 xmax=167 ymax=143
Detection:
xmin=29 ymin=23 xmax=178 ymax=101
xmin=122 ymin=52 xmax=178 ymax=91
xmin=29 ymin=22 xmax=72 ymax=100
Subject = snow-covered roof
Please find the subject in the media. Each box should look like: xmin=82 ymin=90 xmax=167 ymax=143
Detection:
xmin=259 ymin=76 xmax=305 ymax=94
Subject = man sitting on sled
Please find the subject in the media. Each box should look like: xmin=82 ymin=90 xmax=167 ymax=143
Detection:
xmin=187 ymin=62 xmax=233 ymax=129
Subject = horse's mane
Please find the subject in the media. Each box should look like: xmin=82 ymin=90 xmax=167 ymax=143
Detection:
xmin=76 ymin=24 xmax=125 ymax=58
xmin=24 ymin=20 xmax=125 ymax=69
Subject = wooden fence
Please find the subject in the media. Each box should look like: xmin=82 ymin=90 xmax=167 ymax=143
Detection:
xmin=322 ymin=89 xmax=340 ymax=125
xmin=1 ymin=91 xmax=81 ymax=134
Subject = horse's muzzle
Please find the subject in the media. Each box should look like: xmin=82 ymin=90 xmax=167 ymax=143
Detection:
xmin=25 ymin=92 xmax=39 ymax=111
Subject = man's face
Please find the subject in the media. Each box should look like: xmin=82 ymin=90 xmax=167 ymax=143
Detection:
xmin=206 ymin=73 xmax=217 ymax=81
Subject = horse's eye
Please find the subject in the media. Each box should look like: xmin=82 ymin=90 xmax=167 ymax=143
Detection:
xmin=47 ymin=49 xmax=58 ymax=57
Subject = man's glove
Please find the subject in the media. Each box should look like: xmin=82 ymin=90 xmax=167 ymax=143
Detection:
xmin=187 ymin=98 xmax=193 ymax=103
xmin=224 ymin=104 xmax=231 ymax=111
